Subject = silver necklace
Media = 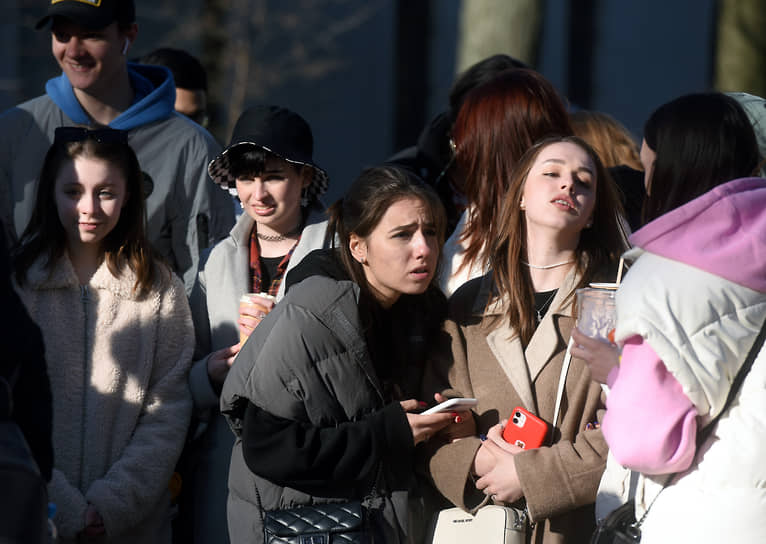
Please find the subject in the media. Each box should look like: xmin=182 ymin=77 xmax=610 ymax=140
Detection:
xmin=522 ymin=258 xmax=576 ymax=270
xmin=256 ymin=224 xmax=301 ymax=242
xmin=536 ymin=289 xmax=558 ymax=323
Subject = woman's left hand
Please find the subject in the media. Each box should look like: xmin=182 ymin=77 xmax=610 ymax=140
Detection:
xmin=432 ymin=392 xmax=476 ymax=441
xmin=571 ymin=327 xmax=620 ymax=384
xmin=400 ymin=399 xmax=456 ymax=445
xmin=474 ymin=423 xmax=524 ymax=503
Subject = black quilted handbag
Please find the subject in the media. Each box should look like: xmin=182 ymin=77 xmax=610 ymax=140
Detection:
xmin=590 ymin=500 xmax=640 ymax=544
xmin=590 ymin=317 xmax=766 ymax=544
xmin=263 ymin=500 xmax=369 ymax=544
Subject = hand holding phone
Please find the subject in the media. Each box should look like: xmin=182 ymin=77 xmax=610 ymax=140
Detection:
xmin=501 ymin=406 xmax=548 ymax=449
xmin=421 ymin=397 xmax=477 ymax=415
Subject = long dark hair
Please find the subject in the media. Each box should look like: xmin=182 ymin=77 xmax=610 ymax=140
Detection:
xmin=327 ymin=165 xmax=446 ymax=299
xmin=328 ymin=166 xmax=448 ymax=402
xmin=491 ymin=136 xmax=628 ymax=344
xmin=452 ymin=68 xmax=573 ymax=275
xmin=14 ymin=136 xmax=160 ymax=296
xmin=642 ymin=92 xmax=759 ymax=223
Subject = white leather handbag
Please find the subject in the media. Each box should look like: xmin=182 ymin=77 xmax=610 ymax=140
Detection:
xmin=429 ymin=337 xmax=580 ymax=544
xmin=429 ymin=503 xmax=527 ymax=544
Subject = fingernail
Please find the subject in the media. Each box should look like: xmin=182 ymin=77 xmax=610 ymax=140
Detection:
xmin=455 ymin=416 xmax=462 ymax=424
xmin=451 ymin=412 xmax=459 ymax=417
xmin=419 ymin=401 xmax=428 ymax=407
xmin=479 ymin=434 xmax=487 ymax=441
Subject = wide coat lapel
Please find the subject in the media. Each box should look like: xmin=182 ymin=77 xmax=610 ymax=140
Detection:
xmin=480 ymin=267 xmax=579 ymax=412
xmin=525 ymin=268 xmax=578 ymax=381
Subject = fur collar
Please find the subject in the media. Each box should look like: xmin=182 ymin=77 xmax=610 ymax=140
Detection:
xmin=25 ymin=254 xmax=148 ymax=300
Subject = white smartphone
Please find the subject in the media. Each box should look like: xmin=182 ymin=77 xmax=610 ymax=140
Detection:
xmin=421 ymin=397 xmax=478 ymax=415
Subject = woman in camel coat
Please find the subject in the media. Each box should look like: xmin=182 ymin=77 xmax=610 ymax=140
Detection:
xmin=424 ymin=136 xmax=628 ymax=542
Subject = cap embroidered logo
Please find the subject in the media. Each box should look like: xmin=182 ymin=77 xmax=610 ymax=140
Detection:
xmin=52 ymin=0 xmax=102 ymax=6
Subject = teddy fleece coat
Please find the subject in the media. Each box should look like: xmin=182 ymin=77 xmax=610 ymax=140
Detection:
xmin=602 ymin=177 xmax=766 ymax=542
xmin=423 ymin=266 xmax=608 ymax=543
xmin=16 ymin=256 xmax=194 ymax=543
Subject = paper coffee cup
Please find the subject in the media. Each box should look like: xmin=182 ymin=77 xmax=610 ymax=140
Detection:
xmin=239 ymin=293 xmax=278 ymax=345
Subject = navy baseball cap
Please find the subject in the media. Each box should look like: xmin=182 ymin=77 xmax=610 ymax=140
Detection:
xmin=36 ymin=0 xmax=135 ymax=30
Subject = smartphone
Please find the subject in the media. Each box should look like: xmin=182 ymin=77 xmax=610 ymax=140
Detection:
xmin=502 ymin=406 xmax=548 ymax=449
xmin=421 ymin=397 xmax=478 ymax=415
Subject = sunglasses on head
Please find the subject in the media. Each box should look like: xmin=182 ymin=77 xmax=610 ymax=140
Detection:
xmin=54 ymin=127 xmax=129 ymax=145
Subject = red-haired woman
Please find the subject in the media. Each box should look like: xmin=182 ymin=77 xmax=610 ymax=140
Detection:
xmin=438 ymin=69 xmax=573 ymax=296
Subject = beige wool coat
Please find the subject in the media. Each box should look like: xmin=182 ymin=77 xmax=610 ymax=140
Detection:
xmin=16 ymin=256 xmax=194 ymax=543
xmin=423 ymin=268 xmax=608 ymax=543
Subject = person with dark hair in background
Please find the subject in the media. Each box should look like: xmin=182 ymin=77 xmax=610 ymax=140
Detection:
xmin=12 ymin=127 xmax=194 ymax=543
xmin=639 ymin=93 xmax=761 ymax=224
xmin=573 ymin=93 xmax=765 ymax=542
xmin=0 ymin=219 xmax=53 ymax=543
xmin=0 ymin=221 xmax=53 ymax=482
xmin=386 ymin=54 xmax=528 ymax=234
xmin=184 ymin=105 xmax=332 ymax=544
xmin=0 ymin=0 xmax=234 ymax=293
xmin=438 ymin=68 xmax=574 ymax=296
xmin=219 ymin=166 xmax=470 ymax=543
xmin=139 ymin=47 xmax=209 ymax=127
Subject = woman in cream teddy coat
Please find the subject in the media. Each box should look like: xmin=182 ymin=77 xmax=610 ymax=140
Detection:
xmin=13 ymin=127 xmax=193 ymax=543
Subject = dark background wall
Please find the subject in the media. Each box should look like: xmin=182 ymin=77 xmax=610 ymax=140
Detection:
xmin=2 ymin=0 xmax=718 ymax=203
xmin=537 ymin=0 xmax=717 ymax=137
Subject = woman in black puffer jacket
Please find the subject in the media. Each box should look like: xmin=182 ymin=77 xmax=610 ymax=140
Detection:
xmin=221 ymin=166 xmax=472 ymax=543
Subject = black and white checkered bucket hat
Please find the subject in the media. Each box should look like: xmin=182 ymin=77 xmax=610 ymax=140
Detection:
xmin=208 ymin=105 xmax=329 ymax=202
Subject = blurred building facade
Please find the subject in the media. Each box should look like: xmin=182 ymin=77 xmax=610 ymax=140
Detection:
xmin=2 ymin=0 xmax=734 ymax=203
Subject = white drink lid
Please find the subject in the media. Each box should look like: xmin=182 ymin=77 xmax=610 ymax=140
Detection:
xmin=589 ymin=282 xmax=619 ymax=290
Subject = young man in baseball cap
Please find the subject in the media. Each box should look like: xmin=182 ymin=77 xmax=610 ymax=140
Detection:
xmin=0 ymin=0 xmax=234 ymax=291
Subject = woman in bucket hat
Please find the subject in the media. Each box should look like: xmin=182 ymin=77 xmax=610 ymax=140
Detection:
xmin=183 ymin=105 xmax=332 ymax=544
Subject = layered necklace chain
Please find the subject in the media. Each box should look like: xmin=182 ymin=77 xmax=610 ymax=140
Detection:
xmin=535 ymin=289 xmax=558 ymax=323
xmin=522 ymin=258 xmax=576 ymax=270
xmin=256 ymin=223 xmax=301 ymax=242
xmin=525 ymin=256 xmax=572 ymax=322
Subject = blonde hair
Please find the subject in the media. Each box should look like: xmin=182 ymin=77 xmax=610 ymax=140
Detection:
xmin=571 ymin=110 xmax=643 ymax=171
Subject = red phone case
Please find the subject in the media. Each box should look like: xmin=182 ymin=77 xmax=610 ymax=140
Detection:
xmin=502 ymin=406 xmax=548 ymax=449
